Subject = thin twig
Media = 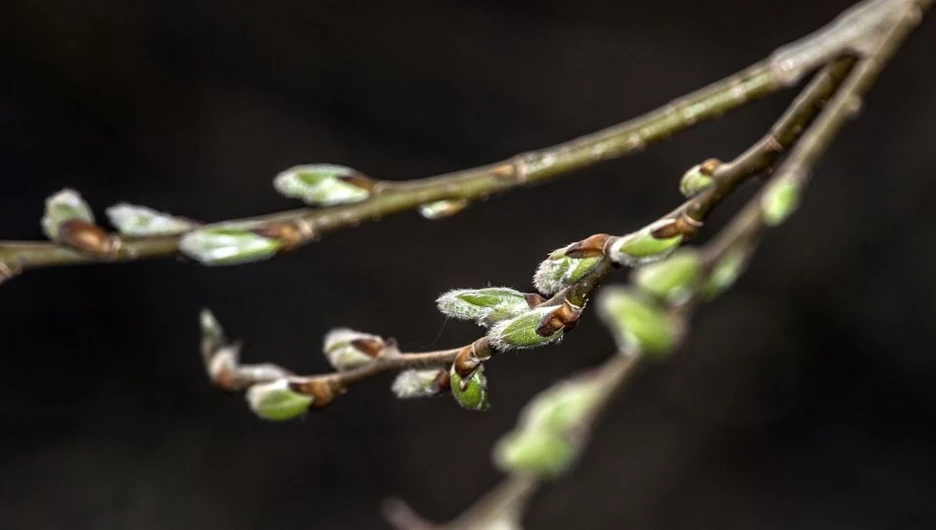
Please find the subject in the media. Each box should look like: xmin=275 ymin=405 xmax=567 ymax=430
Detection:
xmin=0 ymin=0 xmax=903 ymax=280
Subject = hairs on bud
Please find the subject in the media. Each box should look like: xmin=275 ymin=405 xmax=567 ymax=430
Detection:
xmin=274 ymin=164 xmax=373 ymax=206
xmin=608 ymin=219 xmax=683 ymax=267
xmin=323 ymin=328 xmax=386 ymax=371
xmin=391 ymin=369 xmax=449 ymax=399
xmin=105 ymin=203 xmax=195 ymax=236
xmin=436 ymin=287 xmax=532 ymax=327
xmin=533 ymin=246 xmax=600 ymax=296
xmin=488 ymin=306 xmax=564 ymax=351
xmin=41 ymin=189 xmax=94 ymax=241
xmin=179 ymin=227 xmax=283 ymax=265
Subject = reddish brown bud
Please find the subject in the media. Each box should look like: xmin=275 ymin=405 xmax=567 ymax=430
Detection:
xmin=57 ymin=219 xmax=118 ymax=256
xmin=336 ymin=172 xmax=379 ymax=192
xmin=699 ymin=158 xmax=722 ymax=176
xmin=453 ymin=345 xmax=482 ymax=380
xmin=253 ymin=221 xmax=313 ymax=251
xmin=535 ymin=301 xmax=582 ymax=337
xmin=288 ymin=378 xmax=337 ymax=410
xmin=565 ymin=233 xmax=612 ymax=259
xmin=434 ymin=370 xmax=452 ymax=393
xmin=350 ymin=337 xmax=385 ymax=358
xmin=524 ymin=292 xmax=547 ymax=308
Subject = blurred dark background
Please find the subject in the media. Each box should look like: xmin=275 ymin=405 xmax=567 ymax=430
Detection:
xmin=2 ymin=0 xmax=936 ymax=528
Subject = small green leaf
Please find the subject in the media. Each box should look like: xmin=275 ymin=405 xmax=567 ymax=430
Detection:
xmin=450 ymin=365 xmax=490 ymax=411
xmin=609 ymin=221 xmax=682 ymax=266
xmin=246 ymin=379 xmax=313 ymax=421
xmin=106 ymin=203 xmax=195 ymax=236
xmin=488 ymin=307 xmax=563 ymax=350
xmin=274 ymin=164 xmax=372 ymax=206
xmin=42 ymin=189 xmax=94 ymax=241
xmin=633 ymin=249 xmax=702 ymax=302
xmin=761 ymin=178 xmax=801 ymax=226
xmin=597 ymin=287 xmax=676 ymax=355
xmin=179 ymin=227 xmax=282 ymax=265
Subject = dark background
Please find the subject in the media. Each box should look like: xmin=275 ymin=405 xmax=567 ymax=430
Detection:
xmin=2 ymin=1 xmax=935 ymax=528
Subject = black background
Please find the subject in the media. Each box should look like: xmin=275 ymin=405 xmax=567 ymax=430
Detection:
xmin=2 ymin=1 xmax=936 ymax=529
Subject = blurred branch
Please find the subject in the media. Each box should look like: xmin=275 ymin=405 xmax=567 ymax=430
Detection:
xmin=0 ymin=0 xmax=911 ymax=283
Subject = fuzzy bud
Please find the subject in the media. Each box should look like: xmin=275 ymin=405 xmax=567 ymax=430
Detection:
xmin=608 ymin=219 xmax=683 ymax=266
xmin=179 ymin=227 xmax=282 ymax=265
xmin=391 ymin=369 xmax=450 ymax=399
xmin=41 ymin=189 xmax=94 ymax=241
xmin=274 ymin=164 xmax=374 ymax=206
xmin=761 ymin=178 xmax=801 ymax=226
xmin=597 ymin=287 xmax=677 ymax=356
xmin=246 ymin=379 xmax=313 ymax=421
xmin=487 ymin=306 xmax=565 ymax=351
xmin=105 ymin=203 xmax=195 ymax=236
xmin=436 ymin=287 xmax=533 ymax=327
xmin=323 ymin=328 xmax=386 ymax=371
xmin=450 ymin=364 xmax=490 ymax=411
xmin=633 ymin=249 xmax=702 ymax=303
xmin=533 ymin=245 xmax=601 ymax=296
xmin=679 ymin=159 xmax=719 ymax=197
xmin=418 ymin=199 xmax=468 ymax=219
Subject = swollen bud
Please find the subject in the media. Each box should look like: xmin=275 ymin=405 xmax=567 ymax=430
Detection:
xmin=391 ymin=369 xmax=450 ymax=399
xmin=105 ymin=203 xmax=195 ymax=236
xmin=533 ymin=246 xmax=600 ymax=296
xmin=488 ymin=306 xmax=565 ymax=351
xmin=608 ymin=219 xmax=683 ymax=266
xmin=418 ymin=199 xmax=468 ymax=220
xmin=522 ymin=377 xmax=604 ymax=435
xmin=450 ymin=364 xmax=490 ymax=411
xmin=41 ymin=189 xmax=94 ymax=241
xmin=179 ymin=227 xmax=282 ymax=265
xmin=274 ymin=164 xmax=374 ymax=206
xmin=761 ymin=178 xmax=801 ymax=226
xmin=633 ymin=249 xmax=702 ymax=303
xmin=323 ymin=328 xmax=386 ymax=371
xmin=597 ymin=287 xmax=677 ymax=355
xmin=436 ymin=287 xmax=532 ymax=326
xmin=245 ymin=379 xmax=313 ymax=421
xmin=703 ymin=246 xmax=750 ymax=299
xmin=679 ymin=159 xmax=719 ymax=197
xmin=493 ymin=429 xmax=577 ymax=478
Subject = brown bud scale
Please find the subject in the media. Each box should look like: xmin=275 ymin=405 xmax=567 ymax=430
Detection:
xmin=565 ymin=233 xmax=611 ymax=259
xmin=57 ymin=219 xmax=116 ymax=256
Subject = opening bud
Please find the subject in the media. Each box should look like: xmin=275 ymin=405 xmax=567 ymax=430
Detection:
xmin=105 ymin=203 xmax=195 ymax=236
xmin=679 ymin=159 xmax=719 ymax=197
xmin=323 ymin=328 xmax=386 ymax=371
xmin=436 ymin=287 xmax=533 ymax=327
xmin=608 ymin=219 xmax=683 ymax=266
xmin=450 ymin=364 xmax=490 ymax=411
xmin=597 ymin=287 xmax=677 ymax=356
xmin=41 ymin=189 xmax=94 ymax=241
xmin=633 ymin=249 xmax=702 ymax=303
xmin=488 ymin=306 xmax=565 ymax=351
xmin=533 ymin=244 xmax=601 ymax=296
xmin=761 ymin=178 xmax=801 ymax=226
xmin=391 ymin=369 xmax=450 ymax=399
xmin=274 ymin=164 xmax=374 ymax=206
xmin=245 ymin=379 xmax=313 ymax=421
xmin=179 ymin=227 xmax=283 ymax=265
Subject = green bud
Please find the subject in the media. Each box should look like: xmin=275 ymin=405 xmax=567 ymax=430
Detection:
xmin=761 ymin=178 xmax=801 ymax=226
xmin=323 ymin=328 xmax=385 ymax=371
xmin=274 ymin=164 xmax=372 ymax=206
xmin=679 ymin=164 xmax=714 ymax=197
xmin=703 ymin=246 xmax=750 ymax=299
xmin=488 ymin=306 xmax=564 ymax=351
xmin=179 ymin=227 xmax=282 ymax=265
xmin=436 ymin=287 xmax=530 ymax=326
xmin=609 ymin=220 xmax=682 ymax=266
xmin=633 ymin=249 xmax=702 ymax=302
xmin=597 ymin=287 xmax=676 ymax=355
xmin=522 ymin=377 xmax=604 ymax=435
xmin=533 ymin=246 xmax=600 ymax=296
xmin=391 ymin=369 xmax=446 ymax=399
xmin=418 ymin=199 xmax=468 ymax=219
xmin=245 ymin=379 xmax=313 ymax=421
xmin=493 ymin=429 xmax=577 ymax=478
xmin=200 ymin=308 xmax=226 ymax=349
xmin=41 ymin=189 xmax=94 ymax=241
xmin=450 ymin=364 xmax=490 ymax=411
xmin=105 ymin=203 xmax=195 ymax=236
